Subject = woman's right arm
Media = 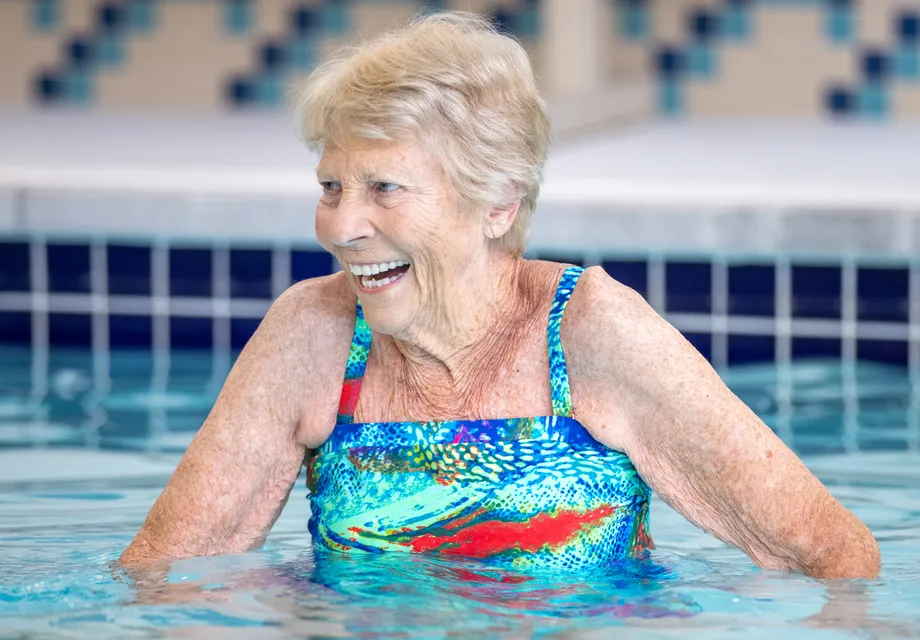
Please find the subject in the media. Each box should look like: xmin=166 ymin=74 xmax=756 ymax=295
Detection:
xmin=120 ymin=277 xmax=350 ymax=566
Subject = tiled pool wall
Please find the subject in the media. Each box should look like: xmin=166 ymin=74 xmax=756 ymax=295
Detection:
xmin=1 ymin=235 xmax=918 ymax=372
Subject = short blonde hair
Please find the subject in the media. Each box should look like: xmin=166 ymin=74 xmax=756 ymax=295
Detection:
xmin=296 ymin=11 xmax=550 ymax=254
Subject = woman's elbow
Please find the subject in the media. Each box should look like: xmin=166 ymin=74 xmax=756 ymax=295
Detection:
xmin=804 ymin=525 xmax=881 ymax=580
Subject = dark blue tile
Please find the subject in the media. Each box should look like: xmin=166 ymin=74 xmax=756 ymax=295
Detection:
xmin=826 ymin=85 xmax=856 ymax=116
xmin=260 ymin=40 xmax=287 ymax=71
xmin=792 ymin=337 xmax=841 ymax=360
xmin=226 ymin=75 xmax=255 ymax=107
xmin=292 ymin=250 xmax=333 ymax=282
xmin=107 ymin=244 xmax=151 ymax=296
xmin=602 ymin=260 xmax=647 ymax=298
xmin=666 ymin=261 xmax=711 ymax=313
xmin=862 ymin=50 xmax=890 ymax=83
xmin=683 ymin=332 xmax=712 ymax=362
xmin=170 ymin=248 xmax=212 ymax=297
xmin=97 ymin=2 xmax=125 ymax=32
xmin=0 ymin=242 xmax=30 ymax=291
xmin=900 ymin=12 xmax=920 ymax=46
xmin=0 ymin=312 xmax=31 ymax=344
xmin=728 ymin=334 xmax=775 ymax=365
xmin=47 ymin=243 xmax=91 ymax=293
xmin=728 ymin=264 xmax=774 ymax=316
xmin=792 ymin=265 xmax=841 ymax=319
xmin=291 ymin=6 xmax=320 ymax=34
xmin=34 ymin=70 xmax=64 ymax=103
xmin=489 ymin=8 xmax=516 ymax=36
xmin=65 ymin=36 xmax=94 ymax=69
xmin=230 ymin=249 xmax=272 ymax=298
xmin=857 ymin=267 xmax=909 ymax=323
xmin=688 ymin=9 xmax=719 ymax=42
xmin=231 ymin=317 xmax=261 ymax=350
xmin=655 ymin=46 xmax=684 ymax=79
xmin=170 ymin=316 xmax=213 ymax=349
xmin=49 ymin=313 xmax=92 ymax=346
xmin=858 ymin=340 xmax=908 ymax=367
xmin=109 ymin=314 xmax=152 ymax=348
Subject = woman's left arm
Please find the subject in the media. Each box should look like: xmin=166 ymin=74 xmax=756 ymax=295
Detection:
xmin=569 ymin=268 xmax=880 ymax=579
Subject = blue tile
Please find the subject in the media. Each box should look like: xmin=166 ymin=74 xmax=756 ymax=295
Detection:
xmin=666 ymin=261 xmax=711 ymax=313
xmin=861 ymin=50 xmax=890 ymax=83
xmin=687 ymin=43 xmax=717 ymax=78
xmin=49 ymin=313 xmax=92 ymax=347
xmin=226 ymin=75 xmax=255 ymax=107
xmin=287 ymin=39 xmax=316 ymax=70
xmin=32 ymin=0 xmax=59 ymax=32
xmin=260 ymin=41 xmax=287 ymax=72
xmin=655 ymin=47 xmax=684 ymax=79
xmin=255 ymin=74 xmax=282 ymax=107
xmin=107 ymin=244 xmax=151 ymax=296
xmin=230 ymin=249 xmax=272 ymax=298
xmin=826 ymin=85 xmax=856 ymax=117
xmin=47 ymin=244 xmax=90 ymax=293
xmin=792 ymin=265 xmax=841 ymax=319
xmin=894 ymin=47 xmax=919 ymax=81
xmin=0 ymin=242 xmax=30 ymax=291
xmin=169 ymin=248 xmax=212 ymax=297
xmin=292 ymin=250 xmax=333 ymax=282
xmin=728 ymin=265 xmax=774 ymax=316
xmin=127 ymin=0 xmax=155 ymax=32
xmin=0 ymin=312 xmax=31 ymax=345
xmin=857 ymin=267 xmax=909 ymax=323
xmin=64 ymin=70 xmax=93 ymax=103
xmin=170 ymin=316 xmax=213 ymax=349
xmin=322 ymin=2 xmax=348 ymax=34
xmin=688 ymin=9 xmax=719 ymax=43
xmin=602 ymin=260 xmax=647 ymax=298
xmin=97 ymin=2 xmax=125 ymax=32
xmin=490 ymin=8 xmax=516 ymax=36
xmin=857 ymin=340 xmax=909 ymax=367
xmin=95 ymin=35 xmax=124 ymax=68
xmin=34 ymin=70 xmax=64 ymax=103
xmin=728 ymin=334 xmax=775 ymax=365
xmin=721 ymin=5 xmax=750 ymax=40
xmin=859 ymin=82 xmax=888 ymax=119
xmin=825 ymin=6 xmax=854 ymax=44
xmin=683 ymin=332 xmax=712 ymax=362
xmin=515 ymin=6 xmax=540 ymax=38
xmin=231 ymin=317 xmax=261 ymax=350
xmin=66 ymin=37 xmax=95 ymax=69
xmin=109 ymin=314 xmax=152 ymax=348
xmin=291 ymin=6 xmax=321 ymax=34
xmin=792 ymin=337 xmax=841 ymax=360
xmin=659 ymin=80 xmax=683 ymax=116
xmin=899 ymin=11 xmax=919 ymax=46
xmin=223 ymin=0 xmax=252 ymax=35
xmin=618 ymin=1 xmax=648 ymax=41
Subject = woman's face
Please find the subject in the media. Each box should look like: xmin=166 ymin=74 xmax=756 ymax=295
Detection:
xmin=315 ymin=136 xmax=488 ymax=337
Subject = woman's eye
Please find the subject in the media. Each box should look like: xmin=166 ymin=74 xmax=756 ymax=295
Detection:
xmin=320 ymin=181 xmax=341 ymax=192
xmin=376 ymin=182 xmax=400 ymax=193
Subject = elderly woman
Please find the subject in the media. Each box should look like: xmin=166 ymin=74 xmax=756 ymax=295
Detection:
xmin=121 ymin=13 xmax=878 ymax=578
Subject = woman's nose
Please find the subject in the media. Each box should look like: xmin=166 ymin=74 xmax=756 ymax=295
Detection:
xmin=326 ymin=192 xmax=376 ymax=248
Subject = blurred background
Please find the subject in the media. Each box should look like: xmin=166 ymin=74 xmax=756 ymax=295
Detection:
xmin=0 ymin=0 xmax=919 ymax=461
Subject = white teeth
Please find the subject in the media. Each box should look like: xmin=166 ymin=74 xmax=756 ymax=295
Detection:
xmin=349 ymin=260 xmax=409 ymax=277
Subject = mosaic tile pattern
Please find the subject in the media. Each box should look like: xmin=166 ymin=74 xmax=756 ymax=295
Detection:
xmin=1 ymin=236 xmax=918 ymax=372
xmin=0 ymin=0 xmax=917 ymax=117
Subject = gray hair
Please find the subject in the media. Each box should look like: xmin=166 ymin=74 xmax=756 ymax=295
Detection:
xmin=296 ymin=11 xmax=551 ymax=254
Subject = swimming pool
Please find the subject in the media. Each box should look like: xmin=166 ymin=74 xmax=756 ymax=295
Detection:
xmin=1 ymin=344 xmax=918 ymax=638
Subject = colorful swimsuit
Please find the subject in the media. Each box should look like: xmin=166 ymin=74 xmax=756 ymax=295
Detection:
xmin=307 ymin=266 xmax=653 ymax=571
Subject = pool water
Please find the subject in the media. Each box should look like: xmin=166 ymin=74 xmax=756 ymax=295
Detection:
xmin=1 ymin=345 xmax=919 ymax=638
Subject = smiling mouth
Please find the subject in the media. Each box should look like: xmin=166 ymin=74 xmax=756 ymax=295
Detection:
xmin=348 ymin=260 xmax=411 ymax=290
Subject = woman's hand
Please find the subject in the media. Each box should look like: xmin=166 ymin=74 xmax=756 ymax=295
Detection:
xmin=568 ymin=267 xmax=881 ymax=579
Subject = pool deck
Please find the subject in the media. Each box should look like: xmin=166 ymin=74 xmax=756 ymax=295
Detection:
xmin=0 ymin=110 xmax=919 ymax=256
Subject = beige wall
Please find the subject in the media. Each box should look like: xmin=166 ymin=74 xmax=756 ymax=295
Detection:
xmin=0 ymin=0 xmax=916 ymax=118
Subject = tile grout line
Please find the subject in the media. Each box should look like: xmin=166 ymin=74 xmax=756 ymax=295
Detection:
xmin=28 ymin=237 xmax=50 ymax=447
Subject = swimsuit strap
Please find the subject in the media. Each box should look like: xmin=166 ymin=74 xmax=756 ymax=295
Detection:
xmin=336 ymin=302 xmax=372 ymax=425
xmin=548 ymin=266 xmax=585 ymax=418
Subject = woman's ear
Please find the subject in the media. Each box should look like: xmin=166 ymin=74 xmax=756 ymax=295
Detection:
xmin=484 ymin=200 xmax=521 ymax=240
